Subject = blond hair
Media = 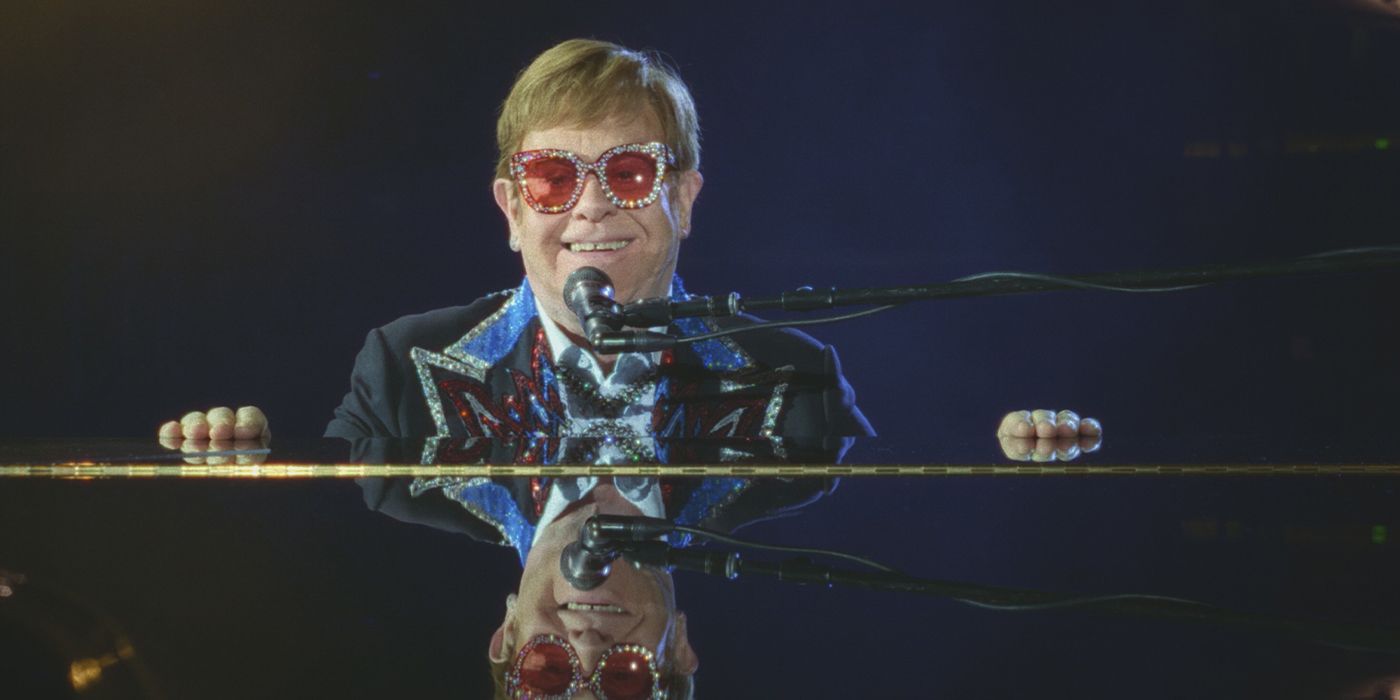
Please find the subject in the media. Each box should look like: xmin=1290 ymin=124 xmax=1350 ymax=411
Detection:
xmin=494 ymin=39 xmax=701 ymax=180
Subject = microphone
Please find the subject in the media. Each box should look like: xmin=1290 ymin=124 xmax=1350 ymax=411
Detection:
xmin=563 ymin=267 xmax=623 ymax=347
xmin=591 ymin=331 xmax=677 ymax=354
xmin=586 ymin=514 xmax=675 ymax=540
xmin=560 ymin=539 xmax=617 ymax=591
xmin=559 ymin=516 xmax=678 ymax=591
xmin=559 ymin=514 xmax=624 ymax=591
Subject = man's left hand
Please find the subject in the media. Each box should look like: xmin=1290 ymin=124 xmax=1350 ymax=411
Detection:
xmin=157 ymin=434 xmax=270 ymax=466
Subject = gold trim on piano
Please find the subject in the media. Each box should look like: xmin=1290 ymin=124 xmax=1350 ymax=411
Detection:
xmin=2 ymin=464 xmax=1399 ymax=478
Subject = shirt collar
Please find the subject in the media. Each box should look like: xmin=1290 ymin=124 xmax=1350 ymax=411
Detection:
xmin=532 ymin=284 xmax=671 ymax=370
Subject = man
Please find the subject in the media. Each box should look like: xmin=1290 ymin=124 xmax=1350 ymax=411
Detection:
xmin=312 ymin=34 xmax=873 ymax=442
xmin=157 ymin=38 xmax=1099 ymax=449
xmin=160 ymin=38 xmax=1099 ymax=698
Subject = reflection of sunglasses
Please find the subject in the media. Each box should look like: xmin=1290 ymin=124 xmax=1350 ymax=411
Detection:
xmin=509 ymin=142 xmax=675 ymax=214
xmin=506 ymin=633 xmax=662 ymax=700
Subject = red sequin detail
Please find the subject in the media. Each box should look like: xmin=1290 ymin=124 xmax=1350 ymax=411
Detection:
xmin=652 ymin=377 xmax=770 ymax=437
xmin=531 ymin=477 xmax=548 ymax=516
xmin=435 ymin=329 xmax=565 ymax=438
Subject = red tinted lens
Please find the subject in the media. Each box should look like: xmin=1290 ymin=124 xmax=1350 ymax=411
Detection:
xmin=597 ymin=651 xmax=654 ymax=700
xmin=522 ymin=157 xmax=580 ymax=208
xmin=604 ymin=152 xmax=658 ymax=202
xmin=518 ymin=642 xmax=574 ymax=694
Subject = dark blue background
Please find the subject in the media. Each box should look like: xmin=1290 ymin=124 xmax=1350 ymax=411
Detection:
xmin=3 ymin=1 xmax=1397 ymax=444
xmin=3 ymin=2 xmax=1400 ymax=698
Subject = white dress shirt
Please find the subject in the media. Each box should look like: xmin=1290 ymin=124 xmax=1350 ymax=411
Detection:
xmin=530 ymin=299 xmax=667 ymax=544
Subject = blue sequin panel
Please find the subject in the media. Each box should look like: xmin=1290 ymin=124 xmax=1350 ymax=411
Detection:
xmin=671 ymin=276 xmax=749 ymax=372
xmin=456 ymin=280 xmax=537 ymax=368
xmin=444 ymin=479 xmax=538 ymax=565
xmin=670 ymin=477 xmax=750 ymax=547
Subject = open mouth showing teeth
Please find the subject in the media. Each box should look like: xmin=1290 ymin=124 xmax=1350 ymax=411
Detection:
xmin=567 ymin=240 xmax=631 ymax=253
xmin=563 ymin=602 xmax=627 ymax=614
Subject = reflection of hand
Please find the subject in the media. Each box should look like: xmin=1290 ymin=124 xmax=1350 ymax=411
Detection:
xmin=158 ymin=406 xmax=270 ymax=465
xmin=996 ymin=409 xmax=1102 ymax=462
xmin=158 ymin=435 xmax=271 ymax=465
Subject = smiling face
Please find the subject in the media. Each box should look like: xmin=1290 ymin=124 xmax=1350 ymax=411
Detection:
xmin=493 ymin=110 xmax=703 ymax=336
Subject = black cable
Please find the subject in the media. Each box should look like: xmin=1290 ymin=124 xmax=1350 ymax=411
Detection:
xmin=659 ymin=243 xmax=1400 ymax=347
xmin=955 ymin=592 xmax=1214 ymax=612
xmin=1303 ymin=245 xmax=1400 ymax=258
xmin=669 ymin=524 xmax=900 ymax=573
xmin=668 ymin=304 xmax=902 ymax=348
xmin=662 ymin=522 xmax=1400 ymax=652
xmin=663 ymin=267 xmax=1197 ymax=348
xmin=951 ymin=271 xmax=1208 ymax=293
xmin=669 ymin=523 xmax=1234 ymax=615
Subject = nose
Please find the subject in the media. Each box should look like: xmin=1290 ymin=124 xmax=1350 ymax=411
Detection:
xmin=569 ymin=627 xmax=612 ymax=675
xmin=572 ymin=171 xmax=616 ymax=223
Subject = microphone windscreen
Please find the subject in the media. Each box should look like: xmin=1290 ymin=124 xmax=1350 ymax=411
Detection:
xmin=560 ymin=540 xmax=608 ymax=591
xmin=564 ymin=266 xmax=611 ymax=303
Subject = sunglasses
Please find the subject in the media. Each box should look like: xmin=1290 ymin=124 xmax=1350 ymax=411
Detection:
xmin=506 ymin=634 xmax=663 ymax=700
xmin=509 ymin=142 xmax=675 ymax=214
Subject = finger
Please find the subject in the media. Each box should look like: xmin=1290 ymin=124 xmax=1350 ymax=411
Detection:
xmin=999 ymin=435 xmax=1036 ymax=461
xmin=1054 ymin=437 xmax=1082 ymax=462
xmin=234 ymin=406 xmax=269 ymax=440
xmin=1079 ymin=433 xmax=1102 ymax=454
xmin=997 ymin=411 xmax=1034 ymax=438
xmin=158 ymin=420 xmax=183 ymax=439
xmin=1079 ymin=417 xmax=1102 ymax=437
xmin=180 ymin=411 xmax=210 ymax=440
xmin=179 ymin=439 xmax=208 ymax=465
xmin=1055 ymin=410 xmax=1080 ymax=438
xmin=204 ymin=438 xmax=234 ymax=466
xmin=1030 ymin=409 xmax=1057 ymax=438
xmin=206 ymin=407 xmax=236 ymax=441
xmin=233 ymin=438 xmax=269 ymax=465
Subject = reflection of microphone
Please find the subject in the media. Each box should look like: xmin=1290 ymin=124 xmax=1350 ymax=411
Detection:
xmin=560 ymin=515 xmax=622 ymax=591
xmin=560 ymin=539 xmax=616 ymax=591
xmin=563 ymin=267 xmax=623 ymax=347
xmin=560 ymin=516 xmax=678 ymax=591
xmin=587 ymin=514 xmax=675 ymax=540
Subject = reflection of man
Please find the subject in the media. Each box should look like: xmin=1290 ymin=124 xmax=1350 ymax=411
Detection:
xmin=362 ymin=467 xmax=837 ymax=700
xmin=497 ymin=481 xmax=693 ymax=699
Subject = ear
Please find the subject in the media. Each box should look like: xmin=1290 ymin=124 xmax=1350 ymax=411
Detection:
xmin=668 ymin=611 xmax=699 ymax=675
xmin=489 ymin=594 xmax=517 ymax=664
xmin=673 ymin=170 xmax=703 ymax=239
xmin=493 ymin=178 xmax=522 ymax=246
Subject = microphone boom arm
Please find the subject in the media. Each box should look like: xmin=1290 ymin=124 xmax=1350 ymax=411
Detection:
xmin=618 ymin=540 xmax=1400 ymax=654
xmin=619 ymin=248 xmax=1400 ymax=326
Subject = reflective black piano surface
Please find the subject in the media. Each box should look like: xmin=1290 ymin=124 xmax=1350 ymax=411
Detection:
xmin=2 ymin=430 xmax=1398 ymax=700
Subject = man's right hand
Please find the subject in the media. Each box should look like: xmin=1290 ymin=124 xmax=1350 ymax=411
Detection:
xmin=158 ymin=406 xmax=270 ymax=441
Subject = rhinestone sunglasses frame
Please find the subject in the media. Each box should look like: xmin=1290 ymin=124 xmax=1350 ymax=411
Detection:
xmin=509 ymin=142 xmax=676 ymax=214
xmin=505 ymin=633 xmax=663 ymax=700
